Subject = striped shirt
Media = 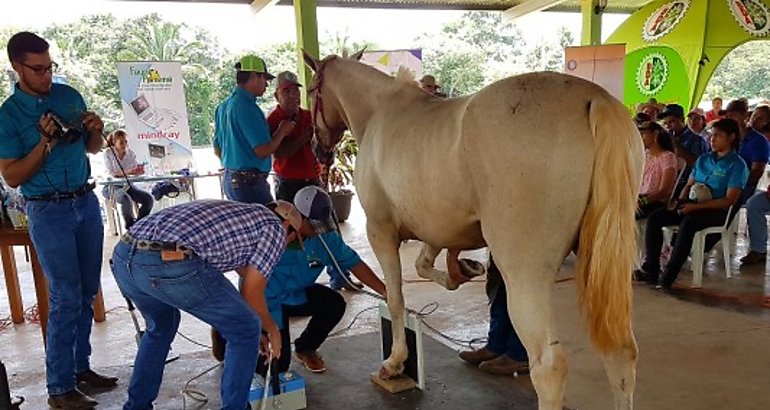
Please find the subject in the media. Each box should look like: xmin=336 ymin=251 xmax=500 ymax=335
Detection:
xmin=128 ymin=199 xmax=286 ymax=278
xmin=104 ymin=148 xmax=139 ymax=177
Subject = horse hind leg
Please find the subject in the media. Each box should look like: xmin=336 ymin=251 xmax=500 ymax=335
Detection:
xmin=600 ymin=329 xmax=638 ymax=409
xmin=368 ymin=221 xmax=408 ymax=378
xmin=415 ymin=243 xmax=484 ymax=290
xmin=493 ymin=254 xmax=568 ymax=410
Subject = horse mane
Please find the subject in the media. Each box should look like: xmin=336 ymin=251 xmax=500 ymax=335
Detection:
xmin=394 ymin=67 xmax=415 ymax=83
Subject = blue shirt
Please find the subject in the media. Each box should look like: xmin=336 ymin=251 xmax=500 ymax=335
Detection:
xmin=265 ymin=230 xmax=361 ymax=327
xmin=128 ymin=199 xmax=286 ymax=277
xmin=213 ymin=87 xmax=271 ymax=172
xmin=691 ymin=151 xmax=749 ymax=200
xmin=0 ymin=83 xmax=91 ymax=197
xmin=738 ymin=129 xmax=769 ymax=189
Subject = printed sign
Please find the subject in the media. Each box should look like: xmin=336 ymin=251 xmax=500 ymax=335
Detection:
xmin=636 ymin=53 xmax=669 ymax=96
xmin=361 ymin=50 xmax=423 ymax=78
xmin=728 ymin=0 xmax=770 ymax=36
xmin=116 ymin=61 xmax=192 ymax=175
xmin=642 ymin=0 xmax=690 ymax=42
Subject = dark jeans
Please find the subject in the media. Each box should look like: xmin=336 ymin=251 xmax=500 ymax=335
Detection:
xmin=643 ymin=207 xmax=728 ymax=284
xmin=118 ymin=186 xmax=154 ymax=229
xmin=635 ymin=201 xmax=664 ymax=220
xmin=223 ymin=169 xmax=273 ymax=204
xmin=485 ymin=260 xmax=528 ymax=362
xmin=274 ymin=177 xmax=321 ymax=202
xmin=257 ymin=284 xmax=346 ymax=375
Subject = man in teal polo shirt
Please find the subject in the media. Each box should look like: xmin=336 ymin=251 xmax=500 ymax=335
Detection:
xmin=0 ymin=32 xmax=115 ymax=409
xmin=214 ymin=54 xmax=295 ymax=204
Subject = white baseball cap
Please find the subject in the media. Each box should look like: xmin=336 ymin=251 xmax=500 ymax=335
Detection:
xmin=293 ymin=186 xmax=333 ymax=220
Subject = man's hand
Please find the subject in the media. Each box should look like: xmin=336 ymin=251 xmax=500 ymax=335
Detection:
xmin=38 ymin=114 xmax=59 ymax=149
xmin=678 ymin=202 xmax=700 ymax=215
xmin=275 ymin=120 xmax=296 ymax=138
xmin=260 ymin=326 xmax=282 ymax=360
xmin=81 ymin=111 xmax=104 ymax=137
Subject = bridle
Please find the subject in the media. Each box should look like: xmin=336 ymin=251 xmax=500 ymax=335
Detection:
xmin=307 ymin=58 xmax=346 ymax=149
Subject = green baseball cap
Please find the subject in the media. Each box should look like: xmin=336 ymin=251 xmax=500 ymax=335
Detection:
xmin=235 ymin=55 xmax=275 ymax=79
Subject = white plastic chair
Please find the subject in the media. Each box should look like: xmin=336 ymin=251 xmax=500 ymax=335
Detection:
xmin=662 ymin=205 xmax=737 ymax=288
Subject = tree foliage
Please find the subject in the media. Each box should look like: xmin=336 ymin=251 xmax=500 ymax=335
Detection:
xmin=703 ymin=41 xmax=770 ymax=103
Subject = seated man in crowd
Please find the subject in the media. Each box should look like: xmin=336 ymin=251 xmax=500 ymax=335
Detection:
xmin=261 ymin=185 xmax=387 ymax=373
xmin=637 ymin=119 xmax=748 ymax=290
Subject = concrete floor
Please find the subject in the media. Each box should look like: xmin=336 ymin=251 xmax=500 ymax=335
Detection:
xmin=1 ymin=197 xmax=770 ymax=409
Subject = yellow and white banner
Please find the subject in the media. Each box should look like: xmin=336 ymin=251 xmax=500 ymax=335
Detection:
xmin=361 ymin=49 xmax=423 ymax=79
xmin=116 ymin=61 xmax=192 ymax=174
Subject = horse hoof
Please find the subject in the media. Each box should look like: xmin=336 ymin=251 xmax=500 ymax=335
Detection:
xmin=459 ymin=259 xmax=486 ymax=278
xmin=379 ymin=366 xmax=394 ymax=380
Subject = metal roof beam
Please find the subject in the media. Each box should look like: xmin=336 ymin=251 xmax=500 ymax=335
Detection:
xmin=502 ymin=0 xmax=567 ymax=20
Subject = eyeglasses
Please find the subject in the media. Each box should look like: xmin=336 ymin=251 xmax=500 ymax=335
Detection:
xmin=20 ymin=61 xmax=58 ymax=76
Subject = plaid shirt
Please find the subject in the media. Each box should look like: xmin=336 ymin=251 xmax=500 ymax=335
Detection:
xmin=129 ymin=199 xmax=286 ymax=278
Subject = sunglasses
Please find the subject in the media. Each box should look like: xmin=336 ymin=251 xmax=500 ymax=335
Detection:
xmin=20 ymin=61 xmax=58 ymax=76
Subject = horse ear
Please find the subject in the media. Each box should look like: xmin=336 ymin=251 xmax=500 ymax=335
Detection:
xmin=302 ymin=50 xmax=319 ymax=72
xmin=350 ymin=48 xmax=365 ymax=61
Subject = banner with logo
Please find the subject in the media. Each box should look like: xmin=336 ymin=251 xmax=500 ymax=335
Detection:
xmin=361 ymin=49 xmax=423 ymax=79
xmin=116 ymin=61 xmax=192 ymax=175
xmin=606 ymin=0 xmax=770 ymax=110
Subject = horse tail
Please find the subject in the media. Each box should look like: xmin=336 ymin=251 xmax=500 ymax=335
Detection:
xmin=576 ymin=94 xmax=643 ymax=354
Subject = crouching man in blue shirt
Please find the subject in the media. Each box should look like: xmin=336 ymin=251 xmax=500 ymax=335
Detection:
xmin=262 ymin=185 xmax=387 ymax=374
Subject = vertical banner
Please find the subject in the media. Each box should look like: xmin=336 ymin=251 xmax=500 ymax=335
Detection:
xmin=116 ymin=61 xmax=192 ymax=175
xmin=361 ymin=49 xmax=423 ymax=79
xmin=564 ymin=44 xmax=626 ymax=104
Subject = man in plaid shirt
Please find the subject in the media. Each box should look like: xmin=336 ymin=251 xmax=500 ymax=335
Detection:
xmin=110 ymin=199 xmax=302 ymax=410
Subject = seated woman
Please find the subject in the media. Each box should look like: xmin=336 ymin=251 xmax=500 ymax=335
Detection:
xmin=103 ymin=130 xmax=154 ymax=229
xmin=637 ymin=118 xmax=748 ymax=290
xmin=636 ymin=120 xmax=679 ymax=219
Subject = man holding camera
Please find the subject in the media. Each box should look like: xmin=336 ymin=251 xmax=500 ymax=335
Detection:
xmin=0 ymin=32 xmax=114 ymax=409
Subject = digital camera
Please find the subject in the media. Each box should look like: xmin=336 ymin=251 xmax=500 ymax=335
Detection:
xmin=47 ymin=110 xmax=85 ymax=144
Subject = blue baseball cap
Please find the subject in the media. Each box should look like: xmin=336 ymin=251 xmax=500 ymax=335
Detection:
xmin=293 ymin=186 xmax=333 ymax=221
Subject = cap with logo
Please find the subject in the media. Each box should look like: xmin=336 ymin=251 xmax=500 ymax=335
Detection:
xmin=276 ymin=71 xmax=302 ymax=91
xmin=293 ymin=185 xmax=333 ymax=221
xmin=687 ymin=108 xmax=705 ymax=118
xmin=235 ymin=55 xmax=275 ymax=80
xmin=270 ymin=200 xmax=303 ymax=232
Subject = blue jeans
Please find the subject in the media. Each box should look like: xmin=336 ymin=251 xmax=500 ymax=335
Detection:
xmin=111 ymin=242 xmax=261 ymax=410
xmin=486 ymin=282 xmax=528 ymax=362
xmin=26 ymin=192 xmax=104 ymax=395
xmin=223 ymin=169 xmax=273 ymax=204
xmin=747 ymin=191 xmax=770 ymax=253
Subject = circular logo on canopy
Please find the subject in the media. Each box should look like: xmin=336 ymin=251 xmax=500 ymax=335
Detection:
xmin=636 ymin=53 xmax=669 ymax=96
xmin=642 ymin=0 xmax=691 ymax=42
xmin=728 ymin=0 xmax=770 ymax=36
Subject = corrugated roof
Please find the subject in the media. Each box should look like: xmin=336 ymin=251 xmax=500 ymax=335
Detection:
xmin=137 ymin=0 xmax=653 ymax=13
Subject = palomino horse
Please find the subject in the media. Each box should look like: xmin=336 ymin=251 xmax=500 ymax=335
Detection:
xmin=303 ymin=51 xmax=643 ymax=410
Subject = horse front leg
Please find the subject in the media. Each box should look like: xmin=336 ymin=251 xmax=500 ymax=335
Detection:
xmin=367 ymin=222 xmax=407 ymax=378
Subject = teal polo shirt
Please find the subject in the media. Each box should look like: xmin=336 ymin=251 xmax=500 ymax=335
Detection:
xmin=0 ymin=83 xmax=91 ymax=197
xmin=213 ymin=87 xmax=271 ymax=172
xmin=691 ymin=150 xmax=749 ymax=200
xmin=265 ymin=230 xmax=361 ymax=328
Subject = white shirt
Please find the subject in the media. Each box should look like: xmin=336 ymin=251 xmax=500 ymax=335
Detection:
xmin=104 ymin=148 xmax=139 ymax=177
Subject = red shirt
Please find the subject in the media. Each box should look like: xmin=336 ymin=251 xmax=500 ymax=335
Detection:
xmin=268 ymin=106 xmax=320 ymax=179
xmin=705 ymin=109 xmax=720 ymax=123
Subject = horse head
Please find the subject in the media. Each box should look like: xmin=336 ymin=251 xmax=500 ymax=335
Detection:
xmin=302 ymin=49 xmax=364 ymax=150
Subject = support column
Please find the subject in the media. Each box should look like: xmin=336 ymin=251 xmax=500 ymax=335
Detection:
xmin=581 ymin=0 xmax=603 ymax=46
xmin=294 ymin=0 xmax=319 ymax=108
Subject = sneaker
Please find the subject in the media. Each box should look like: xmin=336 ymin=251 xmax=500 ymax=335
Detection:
xmin=655 ymin=273 xmax=674 ymax=291
xmin=740 ymin=251 xmax=767 ymax=265
xmin=478 ymin=355 xmax=529 ymax=375
xmin=48 ymin=388 xmax=98 ymax=409
xmin=459 ymin=347 xmax=499 ymax=365
xmin=211 ymin=327 xmax=226 ymax=362
xmin=633 ymin=268 xmax=659 ymax=285
xmin=76 ymin=369 xmax=118 ymax=388
xmin=295 ymin=350 xmax=326 ymax=373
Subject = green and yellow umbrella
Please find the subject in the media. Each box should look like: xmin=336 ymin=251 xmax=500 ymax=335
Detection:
xmin=606 ymin=0 xmax=770 ymax=111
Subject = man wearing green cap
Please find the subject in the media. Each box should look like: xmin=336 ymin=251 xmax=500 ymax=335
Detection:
xmin=214 ymin=54 xmax=295 ymax=204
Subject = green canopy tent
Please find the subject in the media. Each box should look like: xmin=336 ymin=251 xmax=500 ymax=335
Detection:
xmin=606 ymin=0 xmax=770 ymax=111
